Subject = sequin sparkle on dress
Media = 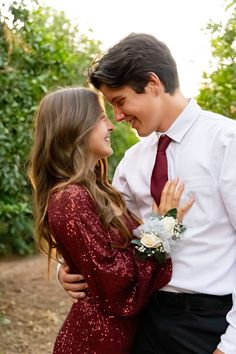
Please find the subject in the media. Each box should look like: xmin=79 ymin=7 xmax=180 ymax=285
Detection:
xmin=47 ymin=184 xmax=172 ymax=354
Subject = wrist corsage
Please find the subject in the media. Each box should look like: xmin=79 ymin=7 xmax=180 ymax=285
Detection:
xmin=131 ymin=208 xmax=186 ymax=264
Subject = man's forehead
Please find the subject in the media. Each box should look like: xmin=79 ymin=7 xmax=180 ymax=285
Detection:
xmin=100 ymin=85 xmax=128 ymax=103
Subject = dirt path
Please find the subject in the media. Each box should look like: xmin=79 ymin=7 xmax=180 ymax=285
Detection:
xmin=0 ymin=254 xmax=71 ymax=354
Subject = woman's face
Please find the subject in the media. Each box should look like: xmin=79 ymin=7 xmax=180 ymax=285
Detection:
xmin=87 ymin=112 xmax=114 ymax=167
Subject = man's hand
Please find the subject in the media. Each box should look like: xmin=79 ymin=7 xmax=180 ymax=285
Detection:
xmin=213 ymin=349 xmax=224 ymax=354
xmin=58 ymin=263 xmax=88 ymax=303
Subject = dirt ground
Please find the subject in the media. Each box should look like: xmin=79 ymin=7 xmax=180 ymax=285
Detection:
xmin=0 ymin=254 xmax=71 ymax=354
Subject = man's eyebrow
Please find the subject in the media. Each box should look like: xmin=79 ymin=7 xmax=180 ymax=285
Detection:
xmin=111 ymin=96 xmax=123 ymax=104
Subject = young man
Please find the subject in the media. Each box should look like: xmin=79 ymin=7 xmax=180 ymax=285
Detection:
xmin=58 ymin=33 xmax=236 ymax=354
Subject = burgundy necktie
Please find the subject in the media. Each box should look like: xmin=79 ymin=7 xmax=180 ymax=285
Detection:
xmin=151 ymin=135 xmax=172 ymax=205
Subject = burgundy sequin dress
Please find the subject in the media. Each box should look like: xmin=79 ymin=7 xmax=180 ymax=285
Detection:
xmin=47 ymin=184 xmax=172 ymax=354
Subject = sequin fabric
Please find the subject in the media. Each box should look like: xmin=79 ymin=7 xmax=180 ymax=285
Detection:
xmin=47 ymin=184 xmax=172 ymax=354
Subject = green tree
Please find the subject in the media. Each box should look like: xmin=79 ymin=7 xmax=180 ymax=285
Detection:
xmin=0 ymin=0 xmax=100 ymax=255
xmin=0 ymin=0 xmax=138 ymax=255
xmin=197 ymin=0 xmax=236 ymax=118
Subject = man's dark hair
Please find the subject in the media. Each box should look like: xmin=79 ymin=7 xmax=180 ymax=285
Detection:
xmin=88 ymin=33 xmax=179 ymax=94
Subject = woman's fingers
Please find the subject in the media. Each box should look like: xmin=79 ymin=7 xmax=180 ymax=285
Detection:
xmin=152 ymin=201 xmax=159 ymax=214
xmin=165 ymin=178 xmax=179 ymax=206
xmin=158 ymin=180 xmax=172 ymax=214
xmin=159 ymin=179 xmax=178 ymax=215
xmin=170 ymin=180 xmax=184 ymax=207
xmin=156 ymin=178 xmax=194 ymax=221
xmin=177 ymin=197 xmax=195 ymax=222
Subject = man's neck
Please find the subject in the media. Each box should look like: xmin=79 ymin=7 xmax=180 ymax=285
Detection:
xmin=159 ymin=90 xmax=189 ymax=132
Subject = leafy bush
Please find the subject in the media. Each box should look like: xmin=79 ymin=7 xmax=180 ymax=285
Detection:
xmin=197 ymin=0 xmax=236 ymax=119
xmin=0 ymin=0 xmax=138 ymax=255
xmin=0 ymin=0 xmax=101 ymax=255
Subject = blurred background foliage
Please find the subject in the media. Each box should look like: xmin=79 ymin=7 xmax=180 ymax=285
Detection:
xmin=0 ymin=0 xmax=138 ymax=255
xmin=197 ymin=0 xmax=236 ymax=117
xmin=0 ymin=0 xmax=235 ymax=256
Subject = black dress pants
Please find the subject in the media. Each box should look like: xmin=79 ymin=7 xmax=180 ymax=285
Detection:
xmin=131 ymin=291 xmax=232 ymax=354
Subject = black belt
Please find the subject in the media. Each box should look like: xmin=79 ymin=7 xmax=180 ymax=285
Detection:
xmin=153 ymin=291 xmax=232 ymax=311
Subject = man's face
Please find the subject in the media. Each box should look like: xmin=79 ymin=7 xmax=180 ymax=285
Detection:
xmin=100 ymin=84 xmax=165 ymax=137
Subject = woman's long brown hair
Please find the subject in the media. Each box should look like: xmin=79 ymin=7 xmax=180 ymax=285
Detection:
xmin=28 ymin=87 xmax=138 ymax=264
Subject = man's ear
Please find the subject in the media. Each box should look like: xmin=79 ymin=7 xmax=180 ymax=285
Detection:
xmin=145 ymin=72 xmax=162 ymax=95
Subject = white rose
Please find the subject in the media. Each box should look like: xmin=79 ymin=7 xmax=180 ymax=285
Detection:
xmin=160 ymin=217 xmax=176 ymax=234
xmin=140 ymin=233 xmax=162 ymax=248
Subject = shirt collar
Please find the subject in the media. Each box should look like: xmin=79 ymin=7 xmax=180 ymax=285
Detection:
xmin=151 ymin=98 xmax=201 ymax=144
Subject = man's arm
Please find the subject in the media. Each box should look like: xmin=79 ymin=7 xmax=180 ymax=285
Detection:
xmin=214 ymin=128 xmax=236 ymax=354
xmin=112 ymin=156 xmax=140 ymax=216
xmin=58 ymin=263 xmax=88 ymax=303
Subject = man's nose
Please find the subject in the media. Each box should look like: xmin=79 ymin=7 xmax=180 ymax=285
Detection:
xmin=114 ymin=107 xmax=125 ymax=122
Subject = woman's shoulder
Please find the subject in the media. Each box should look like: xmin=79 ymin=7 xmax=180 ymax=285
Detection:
xmin=52 ymin=183 xmax=88 ymax=198
xmin=48 ymin=183 xmax=95 ymax=212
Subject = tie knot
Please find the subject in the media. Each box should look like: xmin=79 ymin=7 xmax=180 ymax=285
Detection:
xmin=157 ymin=135 xmax=172 ymax=152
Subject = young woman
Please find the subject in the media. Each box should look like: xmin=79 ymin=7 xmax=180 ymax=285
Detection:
xmin=28 ymin=87 xmax=192 ymax=354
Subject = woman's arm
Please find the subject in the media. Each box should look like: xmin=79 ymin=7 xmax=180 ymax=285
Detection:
xmin=49 ymin=184 xmax=172 ymax=317
xmin=57 ymin=179 xmax=193 ymax=304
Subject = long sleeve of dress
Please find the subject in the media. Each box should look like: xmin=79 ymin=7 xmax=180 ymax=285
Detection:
xmin=48 ymin=184 xmax=172 ymax=318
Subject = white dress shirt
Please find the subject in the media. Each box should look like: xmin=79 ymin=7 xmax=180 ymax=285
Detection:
xmin=112 ymin=99 xmax=236 ymax=354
